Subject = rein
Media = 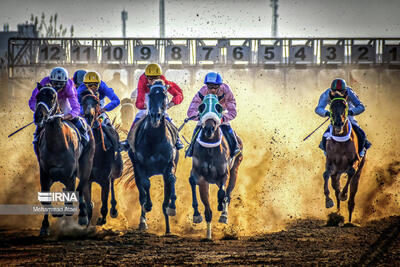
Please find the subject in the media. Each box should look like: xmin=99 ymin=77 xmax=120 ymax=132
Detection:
xmin=83 ymin=93 xmax=106 ymax=151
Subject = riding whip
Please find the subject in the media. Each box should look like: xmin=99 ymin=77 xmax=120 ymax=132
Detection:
xmin=302 ymin=118 xmax=329 ymax=141
xmin=8 ymin=121 xmax=34 ymax=138
xmin=178 ymin=115 xmax=198 ymax=132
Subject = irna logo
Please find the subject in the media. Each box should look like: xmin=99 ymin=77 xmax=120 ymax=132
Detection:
xmin=38 ymin=192 xmax=78 ymax=202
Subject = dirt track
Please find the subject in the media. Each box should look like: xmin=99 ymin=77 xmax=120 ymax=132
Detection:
xmin=1 ymin=216 xmax=399 ymax=266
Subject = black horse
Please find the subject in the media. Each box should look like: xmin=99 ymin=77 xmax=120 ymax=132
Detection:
xmin=127 ymin=81 xmax=179 ymax=234
xmin=80 ymin=89 xmax=123 ymax=225
xmin=189 ymin=94 xmax=243 ymax=239
xmin=33 ymin=86 xmax=95 ymax=235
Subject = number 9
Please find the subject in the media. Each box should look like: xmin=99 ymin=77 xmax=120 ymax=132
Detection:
xmin=140 ymin=47 xmax=151 ymax=60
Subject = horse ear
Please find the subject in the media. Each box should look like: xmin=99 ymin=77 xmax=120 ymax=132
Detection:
xmin=218 ymin=93 xmax=225 ymax=101
xmin=37 ymin=83 xmax=43 ymax=91
xmin=198 ymin=92 xmax=204 ymax=101
xmin=215 ymin=103 xmax=223 ymax=114
xmin=198 ymin=103 xmax=205 ymax=114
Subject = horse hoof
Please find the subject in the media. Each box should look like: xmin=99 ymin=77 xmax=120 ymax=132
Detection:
xmin=78 ymin=215 xmax=89 ymax=226
xmin=139 ymin=222 xmax=148 ymax=231
xmin=218 ymin=215 xmax=228 ymax=224
xmin=193 ymin=215 xmax=203 ymax=224
xmin=166 ymin=207 xmax=176 ymax=217
xmin=339 ymin=192 xmax=348 ymax=201
xmin=39 ymin=227 xmax=50 ymax=236
xmin=326 ymin=199 xmax=334 ymax=209
xmin=110 ymin=209 xmax=118 ymax=218
xmin=96 ymin=217 xmax=106 ymax=226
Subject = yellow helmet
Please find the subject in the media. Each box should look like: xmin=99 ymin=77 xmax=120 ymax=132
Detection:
xmin=145 ymin=63 xmax=162 ymax=76
xmin=83 ymin=71 xmax=101 ymax=84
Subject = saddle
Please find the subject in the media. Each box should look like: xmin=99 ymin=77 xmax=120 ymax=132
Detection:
xmin=64 ymin=117 xmax=90 ymax=147
xmin=127 ymin=117 xmax=178 ymax=154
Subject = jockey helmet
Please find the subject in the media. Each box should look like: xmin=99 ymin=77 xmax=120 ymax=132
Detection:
xmin=73 ymin=70 xmax=87 ymax=87
xmin=49 ymin=67 xmax=68 ymax=90
xmin=204 ymin=72 xmax=222 ymax=85
xmin=145 ymin=63 xmax=162 ymax=77
xmin=330 ymin=78 xmax=347 ymax=92
xmin=84 ymin=71 xmax=101 ymax=90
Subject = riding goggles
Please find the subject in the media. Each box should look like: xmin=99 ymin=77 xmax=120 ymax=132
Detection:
xmin=206 ymin=83 xmax=220 ymax=89
xmin=147 ymin=75 xmax=161 ymax=81
xmin=50 ymin=81 xmax=66 ymax=90
xmin=85 ymin=82 xmax=99 ymax=88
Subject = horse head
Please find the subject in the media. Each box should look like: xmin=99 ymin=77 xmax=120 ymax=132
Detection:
xmin=148 ymin=81 xmax=167 ymax=127
xmin=198 ymin=94 xmax=223 ymax=139
xmin=81 ymin=89 xmax=100 ymax=128
xmin=34 ymin=85 xmax=60 ymax=128
xmin=330 ymin=97 xmax=349 ymax=133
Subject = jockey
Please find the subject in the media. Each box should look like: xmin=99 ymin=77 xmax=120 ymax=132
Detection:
xmin=185 ymin=72 xmax=241 ymax=158
xmin=29 ymin=67 xmax=89 ymax=146
xmin=123 ymin=63 xmax=184 ymax=150
xmin=77 ymin=71 xmax=121 ymax=151
xmin=315 ymin=78 xmax=371 ymax=157
xmin=73 ymin=69 xmax=87 ymax=88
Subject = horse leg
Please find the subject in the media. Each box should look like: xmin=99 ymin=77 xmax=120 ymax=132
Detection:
xmin=340 ymin=168 xmax=355 ymax=201
xmin=199 ymin=180 xmax=212 ymax=239
xmin=76 ymin=176 xmax=88 ymax=226
xmin=39 ymin=168 xmax=51 ymax=236
xmin=96 ymin=179 xmax=109 ymax=226
xmin=165 ymin=172 xmax=177 ymax=216
xmin=143 ymin=177 xmax=152 ymax=213
xmin=189 ymin=173 xmax=202 ymax=223
xmin=109 ymin=177 xmax=118 ymax=218
xmin=331 ymin=173 xmax=341 ymax=212
xmin=134 ymin=167 xmax=148 ymax=230
xmin=64 ymin=179 xmax=76 ymax=216
xmin=348 ymin=174 xmax=361 ymax=223
xmin=323 ymin=169 xmax=334 ymax=209
xmin=226 ymin=152 xmax=243 ymax=203
xmin=162 ymin=172 xmax=176 ymax=234
xmin=218 ymin=183 xmax=229 ymax=224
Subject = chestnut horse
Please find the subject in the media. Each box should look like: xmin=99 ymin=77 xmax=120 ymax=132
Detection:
xmin=323 ymin=95 xmax=366 ymax=223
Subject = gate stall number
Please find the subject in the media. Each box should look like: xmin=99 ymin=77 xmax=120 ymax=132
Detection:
xmin=196 ymin=46 xmax=219 ymax=63
xmin=321 ymin=45 xmax=345 ymax=63
xmin=71 ymin=46 xmax=95 ymax=62
xmin=257 ymin=45 xmax=282 ymax=64
xmin=133 ymin=45 xmax=158 ymax=62
xmin=289 ymin=45 xmax=314 ymax=64
xmin=351 ymin=45 xmax=376 ymax=63
xmin=227 ymin=45 xmax=251 ymax=63
xmin=102 ymin=46 xmax=126 ymax=62
xmin=383 ymin=45 xmax=400 ymax=63
xmin=39 ymin=45 xmax=65 ymax=62
xmin=165 ymin=45 xmax=189 ymax=63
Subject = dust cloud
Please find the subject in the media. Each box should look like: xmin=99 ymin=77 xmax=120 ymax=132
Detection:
xmin=0 ymin=68 xmax=399 ymax=238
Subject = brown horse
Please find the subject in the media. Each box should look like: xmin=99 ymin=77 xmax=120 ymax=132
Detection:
xmin=189 ymin=94 xmax=243 ymax=239
xmin=323 ymin=95 xmax=366 ymax=223
xmin=80 ymin=90 xmax=123 ymax=225
xmin=33 ymin=86 xmax=95 ymax=235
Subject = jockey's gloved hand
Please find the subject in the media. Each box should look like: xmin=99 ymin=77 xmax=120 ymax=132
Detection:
xmin=348 ymin=110 xmax=354 ymax=116
xmin=324 ymin=111 xmax=330 ymax=117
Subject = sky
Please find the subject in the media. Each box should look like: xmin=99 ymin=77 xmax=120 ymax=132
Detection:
xmin=0 ymin=0 xmax=399 ymax=38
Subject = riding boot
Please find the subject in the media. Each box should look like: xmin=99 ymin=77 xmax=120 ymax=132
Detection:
xmin=351 ymin=123 xmax=368 ymax=157
xmin=220 ymin=125 xmax=241 ymax=158
xmin=165 ymin=116 xmax=184 ymax=150
xmin=71 ymin=117 xmax=89 ymax=147
xmin=119 ymin=139 xmax=130 ymax=152
xmin=185 ymin=125 xmax=202 ymax=158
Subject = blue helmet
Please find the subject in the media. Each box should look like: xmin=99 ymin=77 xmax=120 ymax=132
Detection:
xmin=73 ymin=70 xmax=87 ymax=87
xmin=50 ymin=67 xmax=68 ymax=82
xmin=49 ymin=67 xmax=68 ymax=90
xmin=204 ymin=72 xmax=222 ymax=85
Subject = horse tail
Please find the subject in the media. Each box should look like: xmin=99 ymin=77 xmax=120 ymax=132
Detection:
xmin=116 ymin=152 xmax=136 ymax=189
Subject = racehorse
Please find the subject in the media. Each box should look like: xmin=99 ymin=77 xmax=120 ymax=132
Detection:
xmin=323 ymin=93 xmax=366 ymax=223
xmin=189 ymin=94 xmax=243 ymax=239
xmin=80 ymin=89 xmax=123 ymax=225
xmin=127 ymin=81 xmax=179 ymax=234
xmin=33 ymin=85 xmax=95 ymax=235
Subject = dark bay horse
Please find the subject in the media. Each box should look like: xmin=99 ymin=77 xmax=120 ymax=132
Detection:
xmin=127 ymin=81 xmax=179 ymax=234
xmin=80 ymin=90 xmax=123 ymax=225
xmin=189 ymin=94 xmax=243 ymax=239
xmin=33 ymin=86 xmax=95 ymax=235
xmin=323 ymin=95 xmax=366 ymax=223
